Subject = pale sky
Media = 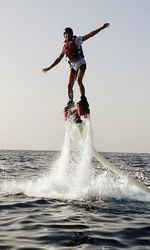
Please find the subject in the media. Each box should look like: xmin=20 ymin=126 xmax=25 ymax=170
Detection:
xmin=0 ymin=0 xmax=150 ymax=152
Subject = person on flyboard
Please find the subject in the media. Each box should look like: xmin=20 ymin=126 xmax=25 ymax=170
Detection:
xmin=42 ymin=23 xmax=110 ymax=122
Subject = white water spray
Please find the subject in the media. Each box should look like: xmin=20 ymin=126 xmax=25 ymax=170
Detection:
xmin=70 ymin=119 xmax=93 ymax=197
xmin=50 ymin=121 xmax=72 ymax=183
xmin=46 ymin=118 xmax=93 ymax=199
xmin=1 ymin=117 xmax=150 ymax=202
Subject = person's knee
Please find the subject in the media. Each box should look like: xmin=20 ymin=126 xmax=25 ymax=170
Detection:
xmin=68 ymin=81 xmax=74 ymax=90
xmin=68 ymin=81 xmax=73 ymax=87
xmin=77 ymin=77 xmax=83 ymax=87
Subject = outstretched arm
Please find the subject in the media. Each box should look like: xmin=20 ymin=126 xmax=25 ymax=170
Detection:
xmin=42 ymin=51 xmax=64 ymax=73
xmin=82 ymin=23 xmax=110 ymax=42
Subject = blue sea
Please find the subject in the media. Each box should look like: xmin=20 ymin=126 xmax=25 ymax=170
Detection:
xmin=0 ymin=120 xmax=150 ymax=250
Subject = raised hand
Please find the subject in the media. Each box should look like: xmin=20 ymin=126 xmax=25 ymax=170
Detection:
xmin=102 ymin=23 xmax=110 ymax=29
xmin=42 ymin=68 xmax=49 ymax=73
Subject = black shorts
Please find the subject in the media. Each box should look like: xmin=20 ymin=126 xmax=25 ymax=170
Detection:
xmin=71 ymin=64 xmax=86 ymax=75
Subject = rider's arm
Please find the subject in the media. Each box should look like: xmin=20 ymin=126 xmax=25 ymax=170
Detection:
xmin=42 ymin=51 xmax=64 ymax=72
xmin=82 ymin=23 xmax=110 ymax=42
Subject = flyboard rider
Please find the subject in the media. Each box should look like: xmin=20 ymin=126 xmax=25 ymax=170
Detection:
xmin=42 ymin=23 xmax=110 ymax=118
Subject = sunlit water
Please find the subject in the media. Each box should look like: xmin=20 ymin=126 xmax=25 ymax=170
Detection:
xmin=0 ymin=119 xmax=150 ymax=249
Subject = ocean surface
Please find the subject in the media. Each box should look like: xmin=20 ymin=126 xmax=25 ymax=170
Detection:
xmin=0 ymin=120 xmax=150 ymax=250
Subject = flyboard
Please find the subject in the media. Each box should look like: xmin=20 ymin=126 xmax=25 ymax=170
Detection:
xmin=64 ymin=98 xmax=150 ymax=193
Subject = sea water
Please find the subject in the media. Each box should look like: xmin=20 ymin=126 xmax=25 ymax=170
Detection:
xmin=0 ymin=119 xmax=150 ymax=249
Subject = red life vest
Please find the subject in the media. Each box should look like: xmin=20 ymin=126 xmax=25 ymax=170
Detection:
xmin=63 ymin=36 xmax=84 ymax=62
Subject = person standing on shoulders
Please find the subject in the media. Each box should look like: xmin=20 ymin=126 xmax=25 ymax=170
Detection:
xmin=42 ymin=23 xmax=110 ymax=109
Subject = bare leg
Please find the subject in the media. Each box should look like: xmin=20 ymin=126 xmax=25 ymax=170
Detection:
xmin=76 ymin=69 xmax=86 ymax=97
xmin=68 ymin=71 xmax=76 ymax=100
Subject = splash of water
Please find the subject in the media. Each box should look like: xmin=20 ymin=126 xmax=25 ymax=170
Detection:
xmin=1 ymin=118 xmax=150 ymax=202
xmin=44 ymin=118 xmax=94 ymax=200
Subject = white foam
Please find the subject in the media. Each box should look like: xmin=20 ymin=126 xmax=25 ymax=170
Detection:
xmin=1 ymin=119 xmax=150 ymax=202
